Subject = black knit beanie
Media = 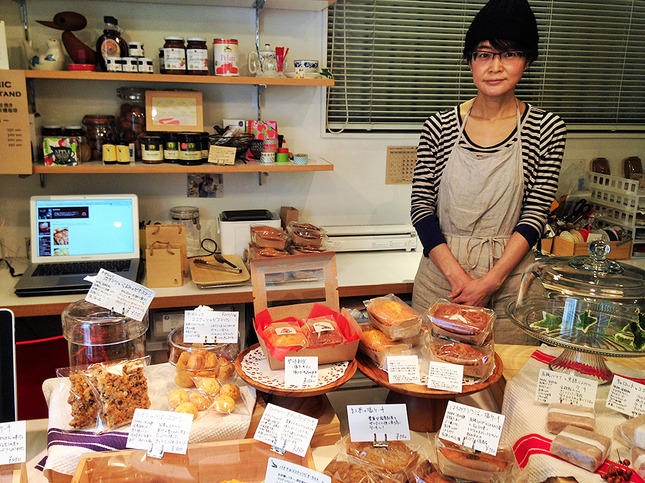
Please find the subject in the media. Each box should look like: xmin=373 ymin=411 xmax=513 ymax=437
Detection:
xmin=463 ymin=0 xmax=539 ymax=62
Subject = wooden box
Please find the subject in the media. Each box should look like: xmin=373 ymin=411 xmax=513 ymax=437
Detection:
xmin=541 ymin=237 xmax=632 ymax=259
xmin=0 ymin=463 xmax=27 ymax=483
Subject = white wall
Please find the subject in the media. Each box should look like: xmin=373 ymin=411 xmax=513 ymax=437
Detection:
xmin=1 ymin=0 xmax=644 ymax=258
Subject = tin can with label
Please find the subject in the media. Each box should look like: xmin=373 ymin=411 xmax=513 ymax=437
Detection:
xmin=213 ymin=38 xmax=239 ymax=76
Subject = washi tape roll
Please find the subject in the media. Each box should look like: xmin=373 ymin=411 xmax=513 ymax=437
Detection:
xmin=294 ymin=153 xmax=308 ymax=165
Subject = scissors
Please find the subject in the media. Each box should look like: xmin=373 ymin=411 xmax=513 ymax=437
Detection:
xmin=568 ymin=199 xmax=593 ymax=224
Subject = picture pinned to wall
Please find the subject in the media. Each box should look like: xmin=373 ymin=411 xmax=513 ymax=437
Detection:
xmin=145 ymin=90 xmax=204 ymax=132
xmin=187 ymin=174 xmax=223 ymax=198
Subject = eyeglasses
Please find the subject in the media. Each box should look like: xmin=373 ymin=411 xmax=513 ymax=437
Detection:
xmin=471 ymin=50 xmax=525 ymax=64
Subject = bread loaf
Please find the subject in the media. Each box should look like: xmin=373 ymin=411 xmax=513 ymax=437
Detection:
xmin=346 ymin=440 xmax=419 ymax=474
xmin=435 ymin=437 xmax=514 ymax=483
xmin=546 ymin=403 xmax=595 ymax=434
xmin=549 ymin=425 xmax=611 ymax=472
xmin=614 ymin=412 xmax=645 ymax=449
xmin=427 ymin=300 xmax=494 ymax=345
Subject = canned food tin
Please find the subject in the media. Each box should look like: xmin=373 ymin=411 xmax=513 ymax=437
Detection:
xmin=213 ymin=38 xmax=239 ymax=76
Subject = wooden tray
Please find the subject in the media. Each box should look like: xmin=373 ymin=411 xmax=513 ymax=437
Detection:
xmin=189 ymin=254 xmax=250 ymax=287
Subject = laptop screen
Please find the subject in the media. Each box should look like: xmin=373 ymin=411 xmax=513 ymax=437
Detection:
xmin=0 ymin=309 xmax=17 ymax=422
xmin=30 ymin=194 xmax=139 ymax=263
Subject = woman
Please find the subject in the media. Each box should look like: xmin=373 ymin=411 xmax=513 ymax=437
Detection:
xmin=410 ymin=0 xmax=567 ymax=344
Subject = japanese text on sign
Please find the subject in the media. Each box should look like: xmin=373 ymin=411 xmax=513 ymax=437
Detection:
xmin=606 ymin=375 xmax=645 ymax=418
xmin=387 ymin=355 xmax=421 ymax=385
xmin=439 ymin=401 xmax=505 ymax=456
xmin=535 ymin=369 xmax=598 ymax=407
xmin=285 ymin=357 xmax=319 ymax=387
xmin=0 ymin=421 xmax=26 ymax=465
xmin=347 ymin=404 xmax=410 ymax=442
xmin=427 ymin=361 xmax=463 ymax=393
xmin=85 ymin=269 xmax=155 ymax=322
xmin=126 ymin=408 xmax=193 ymax=456
xmin=183 ymin=310 xmax=239 ymax=344
xmin=265 ymin=458 xmax=331 ymax=483
xmin=254 ymin=403 xmax=318 ymax=457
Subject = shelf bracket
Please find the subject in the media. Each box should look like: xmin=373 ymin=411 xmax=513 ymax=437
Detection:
xmin=256 ymin=84 xmax=267 ymax=120
xmin=258 ymin=172 xmax=268 ymax=186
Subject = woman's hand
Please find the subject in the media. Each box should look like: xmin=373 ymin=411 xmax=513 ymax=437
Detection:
xmin=449 ymin=273 xmax=501 ymax=307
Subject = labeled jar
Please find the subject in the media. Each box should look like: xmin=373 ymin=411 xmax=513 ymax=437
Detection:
xmin=128 ymin=41 xmax=145 ymax=58
xmin=186 ymin=37 xmax=208 ymax=75
xmin=138 ymin=57 xmax=154 ymax=73
xmin=178 ymin=132 xmax=202 ymax=165
xmin=140 ymin=135 xmax=164 ymax=163
xmin=122 ymin=57 xmax=139 ymax=72
xmin=117 ymin=87 xmax=146 ymax=160
xmin=82 ymin=115 xmax=116 ymax=161
xmin=200 ymin=132 xmax=210 ymax=161
xmin=213 ymin=38 xmax=239 ymax=76
xmin=163 ymin=132 xmax=180 ymax=163
xmin=64 ymin=125 xmax=90 ymax=163
xmin=106 ymin=56 xmax=123 ymax=72
xmin=161 ymin=36 xmax=186 ymax=74
xmin=102 ymin=143 xmax=117 ymax=164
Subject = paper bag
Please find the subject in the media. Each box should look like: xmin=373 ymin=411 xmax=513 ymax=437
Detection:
xmin=145 ymin=224 xmax=188 ymax=282
xmin=146 ymin=245 xmax=183 ymax=287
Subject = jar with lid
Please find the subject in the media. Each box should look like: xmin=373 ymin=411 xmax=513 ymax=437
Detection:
xmin=186 ymin=38 xmax=208 ymax=75
xmin=140 ymin=134 xmax=164 ymax=164
xmin=116 ymin=87 xmax=146 ymax=160
xmin=200 ymin=132 xmax=210 ymax=161
xmin=163 ymin=132 xmax=180 ymax=163
xmin=177 ymin=132 xmax=202 ymax=165
xmin=170 ymin=206 xmax=200 ymax=256
xmin=82 ymin=115 xmax=116 ymax=161
xmin=64 ymin=125 xmax=91 ymax=163
xmin=62 ymin=299 xmax=148 ymax=367
xmin=161 ymin=36 xmax=186 ymax=74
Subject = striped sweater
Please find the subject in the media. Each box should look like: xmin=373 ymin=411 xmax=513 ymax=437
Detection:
xmin=411 ymin=103 xmax=567 ymax=256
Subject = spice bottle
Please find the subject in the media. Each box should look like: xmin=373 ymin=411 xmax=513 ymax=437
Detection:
xmin=96 ymin=16 xmax=128 ymax=71
xmin=161 ymin=36 xmax=186 ymax=74
xmin=186 ymin=38 xmax=208 ymax=75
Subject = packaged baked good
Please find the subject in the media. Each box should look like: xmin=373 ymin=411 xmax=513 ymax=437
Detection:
xmin=614 ymin=413 xmax=645 ymax=448
xmin=323 ymin=455 xmax=404 ymax=483
xmin=302 ymin=316 xmax=346 ymax=346
xmin=246 ymin=244 xmax=289 ymax=261
xmin=262 ymin=320 xmax=308 ymax=349
xmin=359 ymin=325 xmax=413 ymax=370
xmin=365 ymin=294 xmax=422 ymax=340
xmin=66 ymin=371 xmax=100 ymax=429
xmin=346 ymin=440 xmax=420 ymax=476
xmin=426 ymin=299 xmax=495 ymax=345
xmin=250 ymin=225 xmax=288 ymax=250
xmin=633 ymin=445 xmax=645 ymax=480
xmin=549 ymin=425 xmax=611 ymax=472
xmin=426 ymin=337 xmax=495 ymax=381
xmin=287 ymin=221 xmax=326 ymax=248
xmin=546 ymin=403 xmax=595 ymax=434
xmin=434 ymin=435 xmax=516 ymax=482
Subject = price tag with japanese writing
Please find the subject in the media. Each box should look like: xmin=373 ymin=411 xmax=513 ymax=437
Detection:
xmin=85 ymin=269 xmax=156 ymax=322
xmin=427 ymin=361 xmax=463 ymax=393
xmin=387 ymin=355 xmax=420 ymax=384
xmin=265 ymin=458 xmax=331 ymax=483
xmin=0 ymin=421 xmax=26 ymax=465
xmin=439 ymin=401 xmax=505 ymax=456
xmin=347 ymin=404 xmax=410 ymax=442
xmin=284 ymin=357 xmax=319 ymax=387
xmin=535 ymin=369 xmax=598 ymax=407
xmin=183 ymin=310 xmax=239 ymax=344
xmin=254 ymin=403 xmax=318 ymax=457
xmin=606 ymin=375 xmax=645 ymax=417
xmin=126 ymin=408 xmax=193 ymax=457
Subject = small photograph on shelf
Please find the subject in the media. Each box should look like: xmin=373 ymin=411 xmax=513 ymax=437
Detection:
xmin=145 ymin=90 xmax=203 ymax=132
xmin=187 ymin=174 xmax=222 ymax=198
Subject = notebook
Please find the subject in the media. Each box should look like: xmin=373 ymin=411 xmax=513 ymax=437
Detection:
xmin=0 ymin=309 xmax=17 ymax=422
xmin=14 ymin=194 xmax=140 ymax=296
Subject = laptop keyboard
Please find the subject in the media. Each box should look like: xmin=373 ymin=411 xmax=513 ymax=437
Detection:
xmin=33 ymin=260 xmax=132 ymax=277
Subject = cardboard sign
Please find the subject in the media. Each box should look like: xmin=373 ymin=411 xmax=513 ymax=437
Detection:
xmin=0 ymin=70 xmax=31 ymax=174
xmin=208 ymin=145 xmax=237 ymax=165
xmin=387 ymin=355 xmax=420 ymax=384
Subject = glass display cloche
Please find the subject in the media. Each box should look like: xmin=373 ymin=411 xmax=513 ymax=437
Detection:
xmin=506 ymin=240 xmax=645 ymax=383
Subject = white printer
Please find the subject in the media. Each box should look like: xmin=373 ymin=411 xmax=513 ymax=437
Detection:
xmin=321 ymin=224 xmax=418 ymax=252
xmin=218 ymin=209 xmax=281 ymax=257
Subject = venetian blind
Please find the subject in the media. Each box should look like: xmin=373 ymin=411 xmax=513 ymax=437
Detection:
xmin=325 ymin=0 xmax=645 ymax=133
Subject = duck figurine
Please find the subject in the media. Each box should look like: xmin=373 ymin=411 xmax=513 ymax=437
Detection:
xmin=36 ymin=11 xmax=96 ymax=65
xmin=23 ymin=38 xmax=65 ymax=70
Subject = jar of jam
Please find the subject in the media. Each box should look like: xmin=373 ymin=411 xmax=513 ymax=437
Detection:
xmin=82 ymin=115 xmax=116 ymax=161
xmin=140 ymin=135 xmax=164 ymax=164
xmin=161 ymin=36 xmax=186 ymax=74
xmin=200 ymin=132 xmax=210 ymax=161
xmin=163 ymin=132 xmax=180 ymax=163
xmin=178 ymin=133 xmax=202 ymax=165
xmin=186 ymin=38 xmax=208 ymax=75
xmin=116 ymin=87 xmax=146 ymax=160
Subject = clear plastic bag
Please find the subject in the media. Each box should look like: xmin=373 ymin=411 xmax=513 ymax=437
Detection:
xmin=364 ymin=294 xmax=422 ymax=340
xmin=425 ymin=298 xmax=495 ymax=345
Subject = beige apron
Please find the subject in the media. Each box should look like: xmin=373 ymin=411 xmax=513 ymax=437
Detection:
xmin=412 ymin=102 xmax=537 ymax=345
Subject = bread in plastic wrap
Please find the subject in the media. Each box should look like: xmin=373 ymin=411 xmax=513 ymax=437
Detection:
xmin=365 ymin=294 xmax=422 ymax=340
xmin=263 ymin=321 xmax=309 ymax=349
xmin=614 ymin=412 xmax=645 ymax=449
xmin=546 ymin=403 xmax=595 ymax=434
xmin=359 ymin=325 xmax=413 ymax=370
xmin=633 ymin=445 xmax=645 ymax=480
xmin=426 ymin=337 xmax=495 ymax=381
xmin=426 ymin=299 xmax=495 ymax=345
xmin=549 ymin=425 xmax=611 ymax=472
xmin=302 ymin=316 xmax=346 ymax=347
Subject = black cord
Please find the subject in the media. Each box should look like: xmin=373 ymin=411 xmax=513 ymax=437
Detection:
xmin=187 ymin=238 xmax=220 ymax=259
xmin=1 ymin=258 xmax=23 ymax=277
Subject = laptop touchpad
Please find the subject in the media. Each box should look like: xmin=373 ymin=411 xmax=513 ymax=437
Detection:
xmin=59 ymin=275 xmax=91 ymax=286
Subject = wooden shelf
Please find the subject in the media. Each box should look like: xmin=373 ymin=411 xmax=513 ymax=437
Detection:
xmin=23 ymin=70 xmax=334 ymax=87
xmin=110 ymin=0 xmax=335 ymax=10
xmin=32 ymin=158 xmax=333 ymax=174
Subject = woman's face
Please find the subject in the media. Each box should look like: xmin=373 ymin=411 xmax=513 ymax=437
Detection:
xmin=469 ymin=41 xmax=529 ymax=98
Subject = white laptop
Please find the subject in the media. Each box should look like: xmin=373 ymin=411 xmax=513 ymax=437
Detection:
xmin=14 ymin=194 xmax=140 ymax=296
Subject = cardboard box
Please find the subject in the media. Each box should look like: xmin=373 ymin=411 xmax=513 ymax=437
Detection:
xmin=280 ymin=206 xmax=299 ymax=229
xmin=541 ymin=236 xmax=632 ymax=259
xmin=251 ymin=252 xmax=361 ymax=370
xmin=0 ymin=463 xmax=27 ymax=483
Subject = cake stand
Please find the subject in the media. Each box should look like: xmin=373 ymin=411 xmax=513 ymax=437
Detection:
xmin=235 ymin=343 xmax=357 ymax=419
xmin=355 ymin=351 xmax=503 ymax=432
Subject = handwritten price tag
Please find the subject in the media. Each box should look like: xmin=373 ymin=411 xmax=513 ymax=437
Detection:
xmin=606 ymin=375 xmax=645 ymax=417
xmin=254 ymin=403 xmax=318 ymax=457
xmin=0 ymin=421 xmax=26 ymax=465
xmin=285 ymin=357 xmax=319 ymax=387
xmin=85 ymin=269 xmax=155 ymax=322
xmin=535 ymin=369 xmax=598 ymax=407
xmin=387 ymin=356 xmax=420 ymax=385
xmin=439 ymin=401 xmax=505 ymax=456
xmin=126 ymin=408 xmax=193 ymax=456
xmin=347 ymin=404 xmax=410 ymax=442
xmin=265 ymin=458 xmax=331 ymax=483
xmin=183 ymin=310 xmax=239 ymax=344
xmin=427 ymin=361 xmax=463 ymax=393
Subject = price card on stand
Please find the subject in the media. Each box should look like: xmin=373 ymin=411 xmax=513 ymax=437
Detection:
xmin=265 ymin=458 xmax=331 ymax=483
xmin=126 ymin=408 xmax=193 ymax=457
xmin=606 ymin=375 xmax=645 ymax=417
xmin=254 ymin=403 xmax=318 ymax=457
xmin=427 ymin=361 xmax=463 ymax=393
xmin=85 ymin=269 xmax=156 ymax=322
xmin=347 ymin=404 xmax=410 ymax=442
xmin=0 ymin=421 xmax=26 ymax=465
xmin=535 ymin=369 xmax=598 ymax=407
xmin=284 ymin=357 xmax=318 ymax=387
xmin=387 ymin=355 xmax=421 ymax=385
xmin=439 ymin=401 xmax=505 ymax=456
xmin=183 ymin=310 xmax=239 ymax=344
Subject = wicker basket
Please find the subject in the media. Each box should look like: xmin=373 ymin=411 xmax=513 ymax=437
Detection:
xmin=209 ymin=133 xmax=253 ymax=158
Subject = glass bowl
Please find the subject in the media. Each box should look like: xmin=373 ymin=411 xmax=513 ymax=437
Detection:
xmin=167 ymin=325 xmax=240 ymax=367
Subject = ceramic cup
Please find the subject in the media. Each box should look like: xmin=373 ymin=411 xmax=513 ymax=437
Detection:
xmin=294 ymin=59 xmax=319 ymax=78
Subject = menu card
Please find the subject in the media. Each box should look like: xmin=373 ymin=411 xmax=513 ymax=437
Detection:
xmin=427 ymin=361 xmax=463 ymax=393
xmin=535 ymin=369 xmax=598 ymax=407
xmin=183 ymin=309 xmax=239 ymax=344
xmin=347 ymin=404 xmax=410 ymax=442
xmin=254 ymin=403 xmax=318 ymax=457
xmin=126 ymin=408 xmax=193 ymax=457
xmin=439 ymin=401 xmax=505 ymax=456
xmin=387 ymin=355 xmax=420 ymax=384
xmin=606 ymin=375 xmax=645 ymax=417
xmin=265 ymin=458 xmax=331 ymax=483
xmin=0 ymin=421 xmax=26 ymax=465
xmin=284 ymin=357 xmax=319 ymax=387
xmin=85 ymin=268 xmax=155 ymax=322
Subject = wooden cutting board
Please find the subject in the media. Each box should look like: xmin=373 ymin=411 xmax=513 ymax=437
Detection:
xmin=189 ymin=254 xmax=250 ymax=287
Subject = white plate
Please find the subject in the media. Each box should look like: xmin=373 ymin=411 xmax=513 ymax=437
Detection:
xmin=284 ymin=72 xmax=320 ymax=79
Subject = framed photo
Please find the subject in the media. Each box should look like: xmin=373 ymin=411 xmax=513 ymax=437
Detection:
xmin=145 ymin=90 xmax=203 ymax=132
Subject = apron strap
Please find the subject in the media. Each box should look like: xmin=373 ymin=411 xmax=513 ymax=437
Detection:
xmin=465 ymin=236 xmax=508 ymax=270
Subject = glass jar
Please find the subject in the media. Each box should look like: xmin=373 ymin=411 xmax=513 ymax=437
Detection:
xmin=170 ymin=206 xmax=201 ymax=256
xmin=186 ymin=37 xmax=208 ymax=75
xmin=116 ymin=87 xmax=146 ymax=160
xmin=62 ymin=299 xmax=148 ymax=367
xmin=140 ymin=134 xmax=164 ymax=164
xmin=163 ymin=132 xmax=180 ymax=163
xmin=161 ymin=36 xmax=186 ymax=74
xmin=82 ymin=115 xmax=116 ymax=161
xmin=178 ymin=132 xmax=202 ymax=165
xmin=200 ymin=131 xmax=210 ymax=161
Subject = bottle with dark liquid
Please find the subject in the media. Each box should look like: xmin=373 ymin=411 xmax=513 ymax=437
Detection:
xmin=96 ymin=16 xmax=128 ymax=71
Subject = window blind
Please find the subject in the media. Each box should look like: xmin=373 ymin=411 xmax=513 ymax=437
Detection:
xmin=326 ymin=0 xmax=645 ymax=133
